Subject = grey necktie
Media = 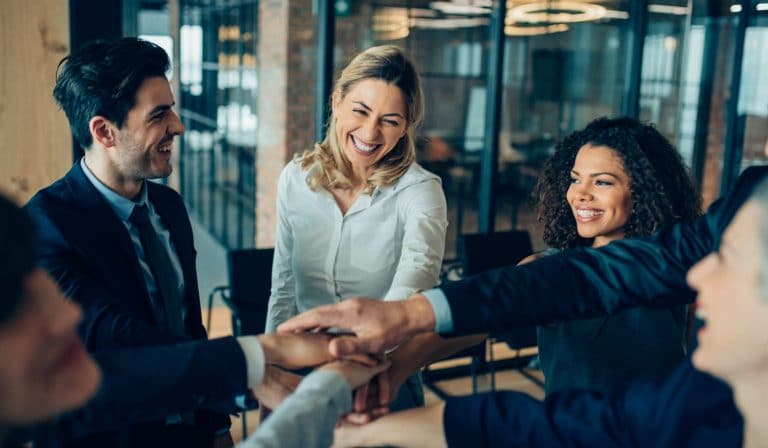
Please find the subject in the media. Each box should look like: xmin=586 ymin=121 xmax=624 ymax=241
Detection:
xmin=129 ymin=204 xmax=185 ymax=337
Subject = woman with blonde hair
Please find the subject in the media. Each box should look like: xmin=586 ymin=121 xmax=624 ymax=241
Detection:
xmin=266 ymin=45 xmax=455 ymax=413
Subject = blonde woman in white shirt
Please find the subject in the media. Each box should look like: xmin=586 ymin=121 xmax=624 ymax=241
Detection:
xmin=267 ymin=46 xmax=483 ymax=418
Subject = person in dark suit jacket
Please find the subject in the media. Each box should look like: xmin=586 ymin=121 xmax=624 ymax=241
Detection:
xmin=24 ymin=37 xmax=230 ymax=447
xmin=0 ymin=192 xmax=388 ymax=448
xmin=282 ymin=163 xmax=768 ymax=446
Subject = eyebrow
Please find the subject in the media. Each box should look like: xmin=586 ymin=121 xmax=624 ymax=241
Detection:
xmin=352 ymin=101 xmax=405 ymax=119
xmin=571 ymin=169 xmax=622 ymax=180
xmin=148 ymin=103 xmax=174 ymax=118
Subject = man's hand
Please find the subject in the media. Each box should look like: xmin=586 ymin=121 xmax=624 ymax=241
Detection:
xmin=277 ymin=295 xmax=437 ymax=356
xmin=252 ymin=366 xmax=302 ymax=409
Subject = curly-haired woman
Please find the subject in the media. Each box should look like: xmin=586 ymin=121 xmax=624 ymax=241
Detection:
xmin=526 ymin=116 xmax=702 ymax=395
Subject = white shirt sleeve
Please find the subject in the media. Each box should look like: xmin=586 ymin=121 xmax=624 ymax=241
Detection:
xmin=235 ymin=336 xmax=266 ymax=389
xmin=384 ymin=178 xmax=448 ymax=301
xmin=265 ymin=166 xmax=299 ymax=333
xmin=238 ymin=370 xmax=352 ymax=448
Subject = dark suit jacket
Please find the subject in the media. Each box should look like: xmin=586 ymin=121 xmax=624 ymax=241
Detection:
xmin=25 ymin=162 xmax=230 ymax=447
xmin=438 ymin=165 xmax=767 ymax=447
xmin=7 ymin=337 xmax=248 ymax=447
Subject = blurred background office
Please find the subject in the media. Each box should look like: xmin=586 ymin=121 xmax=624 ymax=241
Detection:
xmin=3 ymin=0 xmax=766 ymax=273
xmin=1 ymin=0 xmax=767 ymax=440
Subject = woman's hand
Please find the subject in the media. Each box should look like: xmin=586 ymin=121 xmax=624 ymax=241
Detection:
xmin=319 ymin=359 xmax=391 ymax=390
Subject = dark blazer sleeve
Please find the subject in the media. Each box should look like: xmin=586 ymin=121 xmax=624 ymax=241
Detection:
xmin=440 ymin=166 xmax=768 ymax=337
xmin=443 ymin=361 xmax=742 ymax=448
xmin=25 ymin=199 xmax=177 ymax=349
xmin=56 ymin=337 xmax=248 ymax=439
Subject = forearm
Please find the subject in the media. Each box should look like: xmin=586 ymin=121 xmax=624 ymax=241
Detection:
xmin=339 ymin=402 xmax=447 ymax=448
xmin=440 ymin=217 xmax=714 ymax=337
xmin=389 ymin=333 xmax=487 ymax=384
xmin=242 ymin=371 xmax=351 ymax=448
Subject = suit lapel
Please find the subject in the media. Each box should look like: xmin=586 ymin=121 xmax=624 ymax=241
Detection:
xmin=63 ymin=163 xmax=156 ymax=319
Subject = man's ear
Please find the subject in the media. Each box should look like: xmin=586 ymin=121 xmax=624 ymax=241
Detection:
xmin=89 ymin=116 xmax=118 ymax=148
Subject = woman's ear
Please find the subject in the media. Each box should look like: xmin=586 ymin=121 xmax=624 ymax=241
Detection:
xmin=331 ymin=91 xmax=341 ymax=115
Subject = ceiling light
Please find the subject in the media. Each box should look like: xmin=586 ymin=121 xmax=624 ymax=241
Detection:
xmin=509 ymin=1 xmax=606 ymax=24
xmin=430 ymin=1 xmax=491 ymax=15
xmin=413 ymin=17 xmax=489 ymax=29
xmin=372 ymin=8 xmax=410 ymax=40
xmin=505 ymin=24 xmax=569 ymax=36
xmin=757 ymin=3 xmax=768 ymax=11
xmin=648 ymin=4 xmax=690 ymax=15
xmin=730 ymin=4 xmax=742 ymax=13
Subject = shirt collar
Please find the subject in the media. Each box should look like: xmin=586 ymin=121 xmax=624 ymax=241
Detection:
xmin=80 ymin=158 xmax=148 ymax=222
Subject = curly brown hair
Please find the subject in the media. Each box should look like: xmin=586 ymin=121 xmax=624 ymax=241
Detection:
xmin=535 ymin=117 xmax=701 ymax=249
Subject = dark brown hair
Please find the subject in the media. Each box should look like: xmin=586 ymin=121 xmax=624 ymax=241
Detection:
xmin=535 ymin=117 xmax=701 ymax=249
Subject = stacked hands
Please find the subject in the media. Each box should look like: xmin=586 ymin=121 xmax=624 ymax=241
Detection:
xmin=268 ymin=297 xmax=433 ymax=444
xmin=261 ymin=296 xmax=425 ymax=415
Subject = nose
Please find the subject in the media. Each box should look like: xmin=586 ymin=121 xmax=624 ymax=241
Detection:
xmin=686 ymin=253 xmax=715 ymax=292
xmin=168 ymin=108 xmax=185 ymax=136
xmin=572 ymin=182 xmax=593 ymax=201
xmin=359 ymin=118 xmax=380 ymax=141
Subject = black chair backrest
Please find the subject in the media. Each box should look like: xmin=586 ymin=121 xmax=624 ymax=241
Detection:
xmin=227 ymin=248 xmax=274 ymax=335
xmin=459 ymin=230 xmax=533 ymax=276
xmin=458 ymin=230 xmax=537 ymax=349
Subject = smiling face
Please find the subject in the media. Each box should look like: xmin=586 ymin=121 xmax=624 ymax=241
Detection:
xmin=332 ymin=79 xmax=408 ymax=174
xmin=687 ymin=201 xmax=768 ymax=383
xmin=565 ymin=144 xmax=633 ymax=247
xmin=0 ymin=269 xmax=101 ymax=424
xmin=111 ymin=76 xmax=184 ymax=183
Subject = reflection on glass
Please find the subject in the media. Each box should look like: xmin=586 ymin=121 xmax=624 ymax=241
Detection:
xmin=177 ymin=0 xmax=258 ymax=249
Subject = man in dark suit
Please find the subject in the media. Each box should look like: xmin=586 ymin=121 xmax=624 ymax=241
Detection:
xmin=25 ymin=37 xmax=232 ymax=447
xmin=282 ymin=165 xmax=768 ymax=445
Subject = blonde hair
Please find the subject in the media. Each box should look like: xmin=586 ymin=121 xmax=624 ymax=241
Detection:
xmin=299 ymin=45 xmax=424 ymax=192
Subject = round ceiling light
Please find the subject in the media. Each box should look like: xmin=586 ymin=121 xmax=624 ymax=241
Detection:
xmin=509 ymin=1 xmax=606 ymax=24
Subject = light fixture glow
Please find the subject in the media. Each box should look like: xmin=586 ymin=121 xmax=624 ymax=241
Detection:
xmin=509 ymin=1 xmax=606 ymax=24
xmin=505 ymin=24 xmax=569 ymax=36
xmin=413 ymin=17 xmax=489 ymax=29
xmin=430 ymin=1 xmax=491 ymax=15
xmin=372 ymin=8 xmax=411 ymax=41
xmin=648 ymin=4 xmax=690 ymax=15
xmin=730 ymin=4 xmax=743 ymax=13
xmin=756 ymin=3 xmax=768 ymax=11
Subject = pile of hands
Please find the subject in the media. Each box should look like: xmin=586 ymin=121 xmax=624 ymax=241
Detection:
xmin=254 ymin=330 xmax=402 ymax=421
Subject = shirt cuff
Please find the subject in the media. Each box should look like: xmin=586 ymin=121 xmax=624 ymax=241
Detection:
xmin=299 ymin=370 xmax=353 ymax=413
xmin=421 ymin=288 xmax=454 ymax=334
xmin=236 ymin=336 xmax=266 ymax=388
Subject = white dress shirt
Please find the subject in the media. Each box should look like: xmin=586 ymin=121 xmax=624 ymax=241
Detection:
xmin=265 ymin=160 xmax=448 ymax=333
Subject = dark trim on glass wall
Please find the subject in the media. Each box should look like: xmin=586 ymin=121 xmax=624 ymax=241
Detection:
xmin=622 ymin=0 xmax=648 ymax=118
xmin=477 ymin=0 xmax=506 ymax=233
xmin=720 ymin=0 xmax=750 ymax=195
xmin=690 ymin=17 xmax=719 ymax=187
xmin=68 ymin=0 xmax=124 ymax=162
xmin=315 ymin=0 xmax=335 ymax=142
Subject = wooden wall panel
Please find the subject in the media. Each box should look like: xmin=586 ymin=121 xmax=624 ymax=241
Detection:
xmin=0 ymin=0 xmax=71 ymax=204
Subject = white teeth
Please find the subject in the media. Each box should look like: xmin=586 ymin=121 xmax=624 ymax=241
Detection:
xmin=576 ymin=209 xmax=603 ymax=218
xmin=352 ymin=135 xmax=377 ymax=153
xmin=695 ymin=308 xmax=706 ymax=321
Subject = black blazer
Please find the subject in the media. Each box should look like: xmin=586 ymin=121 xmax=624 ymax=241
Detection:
xmin=436 ymin=166 xmax=768 ymax=447
xmin=25 ymin=162 xmax=229 ymax=447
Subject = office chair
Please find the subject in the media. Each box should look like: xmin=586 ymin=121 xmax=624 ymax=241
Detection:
xmin=206 ymin=247 xmax=274 ymax=439
xmin=458 ymin=230 xmax=542 ymax=389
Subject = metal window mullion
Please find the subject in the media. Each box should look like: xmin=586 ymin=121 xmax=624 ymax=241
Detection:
xmin=477 ymin=0 xmax=506 ymax=234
